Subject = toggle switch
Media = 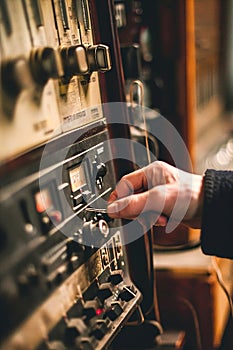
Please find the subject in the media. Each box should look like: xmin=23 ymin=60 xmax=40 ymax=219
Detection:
xmin=30 ymin=47 xmax=64 ymax=85
xmin=61 ymin=45 xmax=89 ymax=77
xmin=86 ymin=44 xmax=112 ymax=72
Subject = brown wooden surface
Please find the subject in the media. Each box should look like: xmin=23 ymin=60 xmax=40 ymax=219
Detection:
xmin=155 ymin=247 xmax=233 ymax=350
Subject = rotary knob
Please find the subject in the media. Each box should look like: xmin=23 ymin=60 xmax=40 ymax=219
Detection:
xmin=86 ymin=44 xmax=111 ymax=72
xmin=61 ymin=45 xmax=89 ymax=77
xmin=30 ymin=47 xmax=64 ymax=85
xmin=93 ymin=162 xmax=107 ymax=190
xmin=1 ymin=57 xmax=33 ymax=96
xmin=82 ymin=219 xmax=109 ymax=244
xmin=96 ymin=163 xmax=107 ymax=179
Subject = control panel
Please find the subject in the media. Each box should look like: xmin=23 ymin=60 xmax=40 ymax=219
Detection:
xmin=0 ymin=0 xmax=111 ymax=162
xmin=0 ymin=128 xmax=142 ymax=350
xmin=0 ymin=1 xmax=142 ymax=349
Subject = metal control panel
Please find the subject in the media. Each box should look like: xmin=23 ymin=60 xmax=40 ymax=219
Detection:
xmin=0 ymin=1 xmax=141 ymax=349
xmin=0 ymin=0 xmax=111 ymax=162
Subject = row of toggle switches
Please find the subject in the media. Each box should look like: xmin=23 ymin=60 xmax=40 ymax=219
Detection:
xmin=2 ymin=44 xmax=111 ymax=94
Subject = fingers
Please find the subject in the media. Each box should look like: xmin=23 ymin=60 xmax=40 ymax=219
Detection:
xmin=108 ymin=167 xmax=148 ymax=203
xmin=108 ymin=161 xmax=168 ymax=203
xmin=108 ymin=185 xmax=167 ymax=219
xmin=108 ymin=191 xmax=150 ymax=218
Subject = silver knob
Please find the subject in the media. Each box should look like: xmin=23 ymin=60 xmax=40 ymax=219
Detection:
xmin=61 ymin=45 xmax=89 ymax=77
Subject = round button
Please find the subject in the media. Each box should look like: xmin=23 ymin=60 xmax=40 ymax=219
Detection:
xmin=98 ymin=219 xmax=109 ymax=238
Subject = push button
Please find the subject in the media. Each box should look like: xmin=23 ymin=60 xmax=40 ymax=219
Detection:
xmin=91 ymin=319 xmax=110 ymax=340
xmin=97 ymin=282 xmax=112 ymax=303
xmin=105 ymin=301 xmax=123 ymax=321
xmin=108 ymin=270 xmax=123 ymax=285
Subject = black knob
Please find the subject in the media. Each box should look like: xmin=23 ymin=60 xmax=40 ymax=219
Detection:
xmin=1 ymin=57 xmax=33 ymax=96
xmin=61 ymin=45 xmax=89 ymax=77
xmin=96 ymin=163 xmax=107 ymax=178
xmin=30 ymin=47 xmax=64 ymax=85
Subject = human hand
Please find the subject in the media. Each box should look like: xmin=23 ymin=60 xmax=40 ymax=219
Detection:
xmin=107 ymin=161 xmax=204 ymax=230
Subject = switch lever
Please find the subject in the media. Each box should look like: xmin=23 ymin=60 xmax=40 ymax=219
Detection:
xmin=85 ymin=208 xmax=107 ymax=214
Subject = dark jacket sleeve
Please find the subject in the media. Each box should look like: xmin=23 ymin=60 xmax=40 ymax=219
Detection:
xmin=201 ymin=169 xmax=233 ymax=259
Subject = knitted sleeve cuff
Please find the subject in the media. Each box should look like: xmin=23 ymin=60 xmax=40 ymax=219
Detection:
xmin=201 ymin=169 xmax=233 ymax=259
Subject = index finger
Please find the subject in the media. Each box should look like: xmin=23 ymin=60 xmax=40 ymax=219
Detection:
xmin=108 ymin=167 xmax=148 ymax=203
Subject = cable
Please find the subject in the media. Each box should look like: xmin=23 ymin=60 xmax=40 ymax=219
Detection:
xmin=126 ymin=305 xmax=145 ymax=326
xmin=211 ymin=257 xmax=233 ymax=318
xmin=177 ymin=297 xmax=202 ymax=350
